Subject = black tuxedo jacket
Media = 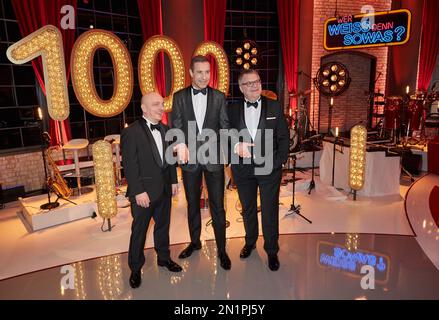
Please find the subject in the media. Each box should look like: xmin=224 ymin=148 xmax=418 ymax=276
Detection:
xmin=227 ymin=96 xmax=289 ymax=177
xmin=121 ymin=119 xmax=177 ymax=202
xmin=171 ymin=86 xmax=231 ymax=172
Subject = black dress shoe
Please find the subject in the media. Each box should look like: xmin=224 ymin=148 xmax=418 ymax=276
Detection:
xmin=178 ymin=242 xmax=202 ymax=259
xmin=268 ymin=254 xmax=280 ymax=271
xmin=158 ymin=259 xmax=183 ymax=272
xmin=218 ymin=252 xmax=231 ymax=270
xmin=129 ymin=270 xmax=141 ymax=288
xmin=239 ymin=244 xmax=256 ymax=259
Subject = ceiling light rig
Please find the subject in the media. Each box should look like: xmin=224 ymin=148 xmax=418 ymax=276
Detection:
xmin=314 ymin=62 xmax=351 ymax=96
xmin=235 ymin=40 xmax=258 ymax=70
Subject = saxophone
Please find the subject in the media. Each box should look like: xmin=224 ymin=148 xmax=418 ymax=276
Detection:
xmin=45 ymin=146 xmax=72 ymax=198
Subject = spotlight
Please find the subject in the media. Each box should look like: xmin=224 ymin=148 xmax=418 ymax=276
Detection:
xmin=313 ymin=61 xmax=351 ymax=96
xmin=234 ymin=40 xmax=259 ymax=69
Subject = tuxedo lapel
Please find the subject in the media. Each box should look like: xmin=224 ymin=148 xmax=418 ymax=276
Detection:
xmin=239 ymin=101 xmax=253 ymax=142
xmin=202 ymin=86 xmax=213 ymax=132
xmin=139 ymin=120 xmax=163 ymax=168
xmin=158 ymin=124 xmax=167 ymax=168
xmin=184 ymin=87 xmax=198 ymax=133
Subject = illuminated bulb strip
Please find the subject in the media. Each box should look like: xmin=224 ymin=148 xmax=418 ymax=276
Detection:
xmin=93 ymin=140 xmax=117 ymax=219
xmin=6 ymin=25 xmax=69 ymax=121
xmin=71 ymin=29 xmax=133 ymax=117
xmin=193 ymin=41 xmax=230 ymax=95
xmin=138 ymin=35 xmax=185 ymax=113
xmin=349 ymin=125 xmax=367 ymax=191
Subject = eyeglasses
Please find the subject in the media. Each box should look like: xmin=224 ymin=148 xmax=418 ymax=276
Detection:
xmin=240 ymin=79 xmax=261 ymax=87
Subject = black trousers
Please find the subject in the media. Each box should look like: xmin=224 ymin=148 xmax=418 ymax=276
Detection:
xmin=128 ymin=193 xmax=171 ymax=272
xmin=182 ymin=167 xmax=226 ymax=253
xmin=234 ymin=168 xmax=282 ymax=255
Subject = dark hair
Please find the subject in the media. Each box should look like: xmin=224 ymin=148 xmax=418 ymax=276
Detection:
xmin=238 ymin=69 xmax=260 ymax=84
xmin=190 ymin=55 xmax=210 ymax=70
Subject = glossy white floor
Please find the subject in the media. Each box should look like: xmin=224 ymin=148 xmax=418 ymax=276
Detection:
xmin=0 ymin=170 xmax=438 ymax=299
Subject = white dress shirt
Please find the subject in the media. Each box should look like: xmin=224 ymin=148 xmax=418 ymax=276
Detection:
xmin=143 ymin=116 xmax=163 ymax=162
xmin=191 ymin=87 xmax=208 ymax=133
xmin=244 ymin=98 xmax=262 ymax=141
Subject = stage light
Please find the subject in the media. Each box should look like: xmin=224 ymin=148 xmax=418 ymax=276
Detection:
xmin=193 ymin=41 xmax=230 ymax=95
xmin=71 ymin=29 xmax=133 ymax=117
xmin=93 ymin=140 xmax=117 ymax=219
xmin=234 ymin=40 xmax=258 ymax=70
xmin=314 ymin=61 xmax=350 ymax=97
xmin=7 ymin=25 xmax=70 ymax=121
xmin=139 ymin=35 xmax=185 ymax=113
xmin=349 ymin=124 xmax=367 ymax=194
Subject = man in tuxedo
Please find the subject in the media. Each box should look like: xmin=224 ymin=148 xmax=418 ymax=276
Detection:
xmin=121 ymin=92 xmax=182 ymax=289
xmin=170 ymin=55 xmax=232 ymax=270
xmin=228 ymin=69 xmax=289 ymax=271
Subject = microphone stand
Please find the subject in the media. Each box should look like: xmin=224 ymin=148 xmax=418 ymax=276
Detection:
xmin=286 ymin=152 xmax=312 ymax=224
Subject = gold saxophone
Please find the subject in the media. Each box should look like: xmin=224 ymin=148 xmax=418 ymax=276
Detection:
xmin=46 ymin=146 xmax=72 ymax=198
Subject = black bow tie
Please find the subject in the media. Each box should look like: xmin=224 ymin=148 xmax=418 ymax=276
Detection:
xmin=150 ymin=123 xmax=160 ymax=131
xmin=193 ymin=87 xmax=207 ymax=95
xmin=246 ymin=100 xmax=259 ymax=108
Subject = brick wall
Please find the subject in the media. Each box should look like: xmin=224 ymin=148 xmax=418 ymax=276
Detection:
xmin=310 ymin=0 xmax=392 ymax=132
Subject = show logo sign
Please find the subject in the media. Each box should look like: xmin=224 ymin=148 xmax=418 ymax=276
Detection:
xmin=324 ymin=9 xmax=411 ymax=50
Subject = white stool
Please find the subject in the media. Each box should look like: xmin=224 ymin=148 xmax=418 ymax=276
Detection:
xmin=63 ymin=138 xmax=93 ymax=196
xmin=104 ymin=134 xmax=122 ymax=186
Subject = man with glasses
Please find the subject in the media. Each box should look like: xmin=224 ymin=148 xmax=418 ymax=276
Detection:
xmin=228 ymin=69 xmax=289 ymax=271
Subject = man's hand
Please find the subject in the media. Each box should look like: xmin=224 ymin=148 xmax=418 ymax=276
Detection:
xmin=235 ymin=142 xmax=254 ymax=158
xmin=173 ymin=143 xmax=189 ymax=164
xmin=172 ymin=183 xmax=178 ymax=196
xmin=135 ymin=192 xmax=150 ymax=208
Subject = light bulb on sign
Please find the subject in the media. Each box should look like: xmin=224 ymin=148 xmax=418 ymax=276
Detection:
xmin=37 ymin=107 xmax=43 ymax=120
xmin=330 ymin=97 xmax=334 ymax=106
xmin=406 ymin=85 xmax=410 ymax=94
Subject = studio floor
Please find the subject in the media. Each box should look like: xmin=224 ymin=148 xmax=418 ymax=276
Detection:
xmin=0 ymin=169 xmax=438 ymax=300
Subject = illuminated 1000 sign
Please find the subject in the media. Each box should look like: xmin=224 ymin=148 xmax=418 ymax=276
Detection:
xmin=6 ymin=25 xmax=229 ymax=121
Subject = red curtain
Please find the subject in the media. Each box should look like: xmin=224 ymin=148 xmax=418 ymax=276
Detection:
xmin=137 ymin=0 xmax=167 ymax=123
xmin=12 ymin=0 xmax=76 ymax=145
xmin=417 ymin=0 xmax=439 ymax=91
xmin=277 ymin=0 xmax=300 ymax=115
xmin=203 ymin=0 xmax=227 ymax=89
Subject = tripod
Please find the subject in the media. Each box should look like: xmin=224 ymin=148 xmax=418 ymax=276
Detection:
xmin=286 ymin=153 xmax=312 ymax=224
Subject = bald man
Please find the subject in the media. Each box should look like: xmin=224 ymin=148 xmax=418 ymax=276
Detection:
xmin=121 ymin=92 xmax=182 ymax=289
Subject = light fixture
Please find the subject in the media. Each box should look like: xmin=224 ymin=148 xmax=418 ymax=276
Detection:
xmin=314 ymin=61 xmax=350 ymax=97
xmin=234 ymin=40 xmax=259 ymax=69
xmin=349 ymin=124 xmax=367 ymax=200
